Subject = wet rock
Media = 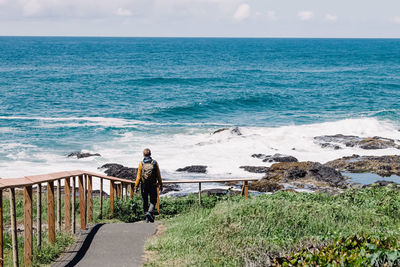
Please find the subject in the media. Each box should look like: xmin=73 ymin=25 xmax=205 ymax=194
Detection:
xmin=212 ymin=128 xmax=229 ymax=134
xmin=364 ymin=180 xmax=400 ymax=188
xmin=239 ymin=166 xmax=269 ymax=174
xmin=314 ymin=134 xmax=400 ymax=150
xmin=249 ymin=161 xmax=347 ymax=193
xmin=325 ymin=155 xmax=400 ymax=177
xmin=176 ymin=165 xmax=207 ymax=173
xmin=212 ymin=127 xmax=242 ymax=136
xmin=67 ymin=151 xmax=101 ymax=159
xmin=161 ymin=184 xmax=181 ymax=194
xmin=252 ymin=153 xmax=298 ymax=163
xmin=99 ymin=163 xmax=138 ymax=180
xmin=231 ymin=127 xmax=242 ymax=136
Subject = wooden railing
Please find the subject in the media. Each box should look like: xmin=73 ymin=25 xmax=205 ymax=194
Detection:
xmin=0 ymin=171 xmax=257 ymax=266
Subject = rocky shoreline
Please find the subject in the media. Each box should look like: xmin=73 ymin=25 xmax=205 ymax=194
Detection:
xmin=69 ymin=130 xmax=400 ymax=195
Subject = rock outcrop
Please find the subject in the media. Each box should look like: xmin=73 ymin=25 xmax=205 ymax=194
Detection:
xmin=99 ymin=163 xmax=137 ymax=180
xmin=239 ymin=166 xmax=269 ymax=174
xmin=67 ymin=151 xmax=101 ymax=159
xmin=176 ymin=165 xmax=207 ymax=173
xmin=314 ymin=135 xmax=400 ymax=150
xmin=325 ymin=155 xmax=400 ymax=177
xmin=249 ymin=161 xmax=347 ymax=193
xmin=252 ymin=153 xmax=298 ymax=163
xmin=212 ymin=127 xmax=242 ymax=136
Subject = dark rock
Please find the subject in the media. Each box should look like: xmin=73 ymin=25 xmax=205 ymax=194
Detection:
xmin=212 ymin=128 xmax=229 ymax=134
xmin=364 ymin=180 xmax=400 ymax=188
xmin=99 ymin=163 xmax=137 ymax=180
xmin=314 ymin=134 xmax=400 ymax=150
xmin=240 ymin=166 xmax=269 ymax=174
xmin=325 ymin=155 xmax=400 ymax=177
xmin=67 ymin=151 xmax=101 ymax=159
xmin=161 ymin=184 xmax=181 ymax=194
xmin=212 ymin=127 xmax=242 ymax=136
xmin=249 ymin=161 xmax=347 ymax=193
xmin=231 ymin=127 xmax=242 ymax=136
xmin=252 ymin=153 xmax=298 ymax=163
xmin=176 ymin=165 xmax=207 ymax=173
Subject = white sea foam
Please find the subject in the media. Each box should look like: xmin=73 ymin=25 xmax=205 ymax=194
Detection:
xmin=0 ymin=116 xmax=228 ymax=128
xmin=0 ymin=118 xmax=399 ymax=193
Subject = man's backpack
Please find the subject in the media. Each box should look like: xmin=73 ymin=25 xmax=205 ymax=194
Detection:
xmin=141 ymin=160 xmax=157 ymax=185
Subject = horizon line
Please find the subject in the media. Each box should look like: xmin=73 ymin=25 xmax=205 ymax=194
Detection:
xmin=0 ymin=35 xmax=400 ymax=39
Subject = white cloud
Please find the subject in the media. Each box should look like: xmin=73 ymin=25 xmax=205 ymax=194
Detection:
xmin=114 ymin=7 xmax=132 ymax=17
xmin=394 ymin=16 xmax=400 ymax=24
xmin=0 ymin=0 xmax=8 ymax=5
xmin=22 ymin=0 xmax=42 ymax=16
xmin=325 ymin=14 xmax=338 ymax=22
xmin=266 ymin=10 xmax=277 ymax=20
xmin=233 ymin=3 xmax=250 ymax=21
xmin=298 ymin=11 xmax=313 ymax=21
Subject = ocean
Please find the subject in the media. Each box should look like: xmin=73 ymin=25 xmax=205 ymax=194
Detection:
xmin=1 ymin=37 xmax=400 ymax=190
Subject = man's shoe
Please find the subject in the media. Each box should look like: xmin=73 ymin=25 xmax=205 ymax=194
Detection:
xmin=145 ymin=212 xmax=152 ymax=223
xmin=148 ymin=213 xmax=155 ymax=223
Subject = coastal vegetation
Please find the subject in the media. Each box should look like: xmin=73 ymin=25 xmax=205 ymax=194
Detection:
xmin=141 ymin=186 xmax=400 ymax=266
xmin=1 ymin=192 xmax=112 ymax=266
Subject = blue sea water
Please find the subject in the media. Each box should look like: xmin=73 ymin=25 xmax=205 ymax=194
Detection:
xmin=0 ymin=37 xmax=400 ymax=183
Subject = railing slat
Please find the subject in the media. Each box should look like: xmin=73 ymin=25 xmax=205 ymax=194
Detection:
xmin=9 ymin=188 xmax=19 ymax=267
xmin=24 ymin=185 xmax=33 ymax=266
xmin=88 ymin=175 xmax=93 ymax=223
xmin=64 ymin=177 xmax=71 ymax=232
xmin=110 ymin=181 xmax=114 ymax=216
xmin=99 ymin=178 xmax=103 ymax=219
xmin=72 ymin=177 xmax=76 ymax=234
xmin=0 ymin=189 xmax=3 ymax=267
xmin=198 ymin=183 xmax=201 ymax=205
xmin=36 ymin=184 xmax=42 ymax=249
xmin=57 ymin=180 xmax=61 ymax=231
xmin=47 ymin=181 xmax=55 ymax=245
xmin=78 ymin=175 xmax=86 ymax=230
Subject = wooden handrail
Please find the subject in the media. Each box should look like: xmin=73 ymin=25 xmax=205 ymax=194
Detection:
xmin=0 ymin=170 xmax=257 ymax=266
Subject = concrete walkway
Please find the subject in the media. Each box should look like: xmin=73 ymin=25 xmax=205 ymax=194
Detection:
xmin=52 ymin=222 xmax=157 ymax=267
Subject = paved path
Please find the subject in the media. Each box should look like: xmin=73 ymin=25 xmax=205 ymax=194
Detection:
xmin=52 ymin=222 xmax=157 ymax=267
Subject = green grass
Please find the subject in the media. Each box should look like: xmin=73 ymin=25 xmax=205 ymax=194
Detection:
xmin=145 ymin=187 xmax=400 ymax=266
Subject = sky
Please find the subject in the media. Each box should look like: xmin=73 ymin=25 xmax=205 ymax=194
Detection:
xmin=0 ymin=0 xmax=400 ymax=37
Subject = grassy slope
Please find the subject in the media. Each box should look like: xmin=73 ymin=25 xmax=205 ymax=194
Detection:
xmin=146 ymin=187 xmax=400 ymax=266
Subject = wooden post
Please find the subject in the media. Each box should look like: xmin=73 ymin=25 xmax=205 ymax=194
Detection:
xmin=156 ymin=187 xmax=160 ymax=214
xmin=110 ymin=181 xmax=114 ymax=216
xmin=116 ymin=183 xmax=121 ymax=199
xmin=64 ymin=177 xmax=71 ymax=232
xmin=88 ymin=175 xmax=93 ymax=223
xmin=244 ymin=181 xmax=248 ymax=199
xmin=9 ymin=188 xmax=18 ymax=267
xmin=24 ymin=186 xmax=33 ymax=266
xmin=99 ymin=178 xmax=103 ymax=219
xmin=84 ymin=175 xmax=87 ymax=224
xmin=78 ymin=175 xmax=86 ymax=230
xmin=47 ymin=181 xmax=55 ymax=245
xmin=57 ymin=179 xmax=61 ymax=231
xmin=72 ymin=177 xmax=76 ymax=234
xmin=198 ymin=182 xmax=201 ymax=205
xmin=36 ymin=184 xmax=42 ymax=250
xmin=130 ymin=184 xmax=134 ymax=198
xmin=0 ymin=190 xmax=3 ymax=267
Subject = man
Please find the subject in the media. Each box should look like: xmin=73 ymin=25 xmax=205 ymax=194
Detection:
xmin=135 ymin=148 xmax=163 ymax=223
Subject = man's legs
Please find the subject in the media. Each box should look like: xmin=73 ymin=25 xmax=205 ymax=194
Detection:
xmin=141 ymin=185 xmax=149 ymax=214
xmin=148 ymin=185 xmax=157 ymax=216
